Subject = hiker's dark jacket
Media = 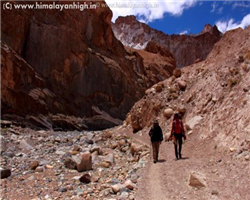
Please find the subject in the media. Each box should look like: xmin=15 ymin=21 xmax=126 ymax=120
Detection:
xmin=149 ymin=125 xmax=163 ymax=142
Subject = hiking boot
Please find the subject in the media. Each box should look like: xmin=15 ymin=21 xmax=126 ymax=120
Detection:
xmin=154 ymin=160 xmax=157 ymax=163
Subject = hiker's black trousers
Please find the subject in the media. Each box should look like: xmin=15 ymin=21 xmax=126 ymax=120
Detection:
xmin=174 ymin=134 xmax=183 ymax=159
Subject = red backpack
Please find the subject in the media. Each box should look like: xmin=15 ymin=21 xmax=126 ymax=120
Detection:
xmin=173 ymin=118 xmax=182 ymax=134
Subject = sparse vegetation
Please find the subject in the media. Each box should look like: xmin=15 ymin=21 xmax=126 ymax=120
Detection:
xmin=238 ymin=55 xmax=244 ymax=63
xmin=227 ymin=78 xmax=238 ymax=88
xmin=229 ymin=68 xmax=239 ymax=76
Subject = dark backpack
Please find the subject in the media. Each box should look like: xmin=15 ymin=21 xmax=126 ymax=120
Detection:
xmin=173 ymin=119 xmax=182 ymax=134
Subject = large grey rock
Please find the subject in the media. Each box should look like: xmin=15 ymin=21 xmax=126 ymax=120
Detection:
xmin=119 ymin=191 xmax=129 ymax=200
xmin=0 ymin=135 xmax=5 ymax=154
xmin=19 ymin=139 xmax=33 ymax=151
xmin=186 ymin=116 xmax=203 ymax=130
xmin=86 ymin=132 xmax=94 ymax=140
xmin=102 ymin=153 xmax=114 ymax=165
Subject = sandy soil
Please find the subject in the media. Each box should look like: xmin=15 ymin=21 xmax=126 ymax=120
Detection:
xmin=127 ymin=128 xmax=250 ymax=200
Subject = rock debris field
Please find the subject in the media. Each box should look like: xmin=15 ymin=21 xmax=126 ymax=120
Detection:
xmin=0 ymin=123 xmax=149 ymax=200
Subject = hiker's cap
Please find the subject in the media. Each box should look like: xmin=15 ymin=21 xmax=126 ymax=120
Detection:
xmin=153 ymin=120 xmax=158 ymax=124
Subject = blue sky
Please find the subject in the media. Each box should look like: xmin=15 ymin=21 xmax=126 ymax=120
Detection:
xmin=107 ymin=0 xmax=250 ymax=34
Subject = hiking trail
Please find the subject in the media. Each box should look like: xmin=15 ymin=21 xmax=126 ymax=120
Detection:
xmin=126 ymin=129 xmax=250 ymax=200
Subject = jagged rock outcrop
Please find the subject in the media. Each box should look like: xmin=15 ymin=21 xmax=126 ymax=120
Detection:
xmin=1 ymin=2 xmax=176 ymax=130
xmin=125 ymin=41 xmax=176 ymax=86
xmin=112 ymin=16 xmax=222 ymax=67
xmin=126 ymin=26 xmax=250 ymax=150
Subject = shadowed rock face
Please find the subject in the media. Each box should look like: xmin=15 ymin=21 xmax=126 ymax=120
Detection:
xmin=1 ymin=1 xmax=176 ymax=130
xmin=112 ymin=16 xmax=222 ymax=67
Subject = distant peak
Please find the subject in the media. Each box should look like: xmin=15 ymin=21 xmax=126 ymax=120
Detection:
xmin=115 ymin=15 xmax=137 ymax=24
xmin=199 ymin=24 xmax=221 ymax=36
xmin=201 ymin=24 xmax=213 ymax=34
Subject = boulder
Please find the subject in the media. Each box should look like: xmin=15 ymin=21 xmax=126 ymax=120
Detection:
xmin=35 ymin=166 xmax=44 ymax=173
xmin=145 ymin=88 xmax=155 ymax=95
xmin=163 ymin=108 xmax=174 ymax=119
xmin=71 ymin=151 xmax=80 ymax=155
xmin=79 ymin=173 xmax=91 ymax=184
xmin=131 ymin=115 xmax=141 ymax=132
xmin=19 ymin=139 xmax=33 ymax=152
xmin=111 ymin=184 xmax=123 ymax=193
xmin=189 ymin=171 xmax=206 ymax=189
xmin=130 ymin=143 xmax=142 ymax=155
xmin=186 ymin=116 xmax=203 ymax=130
xmin=119 ymin=191 xmax=129 ymax=200
xmin=100 ymin=161 xmax=111 ymax=168
xmin=102 ymin=153 xmax=115 ymax=165
xmin=178 ymin=105 xmax=186 ymax=114
xmin=64 ymin=158 xmax=76 ymax=170
xmin=30 ymin=161 xmax=39 ymax=170
xmin=72 ymin=145 xmax=81 ymax=152
xmin=177 ymin=80 xmax=187 ymax=90
xmin=173 ymin=69 xmax=181 ymax=78
xmin=124 ymin=179 xmax=135 ymax=190
xmin=154 ymin=84 xmax=163 ymax=92
xmin=102 ymin=130 xmax=113 ymax=139
xmin=118 ymin=139 xmax=126 ymax=147
xmin=85 ymin=138 xmax=94 ymax=144
xmin=169 ymin=86 xmax=177 ymax=93
xmin=72 ymin=151 xmax=92 ymax=172
xmin=0 ymin=168 xmax=11 ymax=179
xmin=90 ymin=146 xmax=102 ymax=155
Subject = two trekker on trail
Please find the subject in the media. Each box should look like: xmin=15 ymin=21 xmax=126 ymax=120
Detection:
xmin=148 ymin=113 xmax=186 ymax=163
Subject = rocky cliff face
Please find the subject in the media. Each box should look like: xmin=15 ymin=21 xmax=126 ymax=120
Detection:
xmin=126 ymin=26 xmax=250 ymax=149
xmin=112 ymin=16 xmax=222 ymax=67
xmin=1 ymin=1 xmax=176 ymax=130
xmin=125 ymin=41 xmax=176 ymax=87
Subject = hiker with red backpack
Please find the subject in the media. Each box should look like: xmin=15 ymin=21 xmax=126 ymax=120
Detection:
xmin=168 ymin=113 xmax=186 ymax=160
xmin=149 ymin=120 xmax=163 ymax=163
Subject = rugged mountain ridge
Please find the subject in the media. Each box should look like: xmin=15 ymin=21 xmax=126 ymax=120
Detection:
xmin=1 ymin=1 xmax=176 ymax=130
xmin=112 ymin=15 xmax=222 ymax=67
xmin=126 ymin=26 xmax=250 ymax=150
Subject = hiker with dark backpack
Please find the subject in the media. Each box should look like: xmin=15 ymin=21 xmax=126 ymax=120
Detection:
xmin=149 ymin=120 xmax=163 ymax=163
xmin=168 ymin=113 xmax=186 ymax=160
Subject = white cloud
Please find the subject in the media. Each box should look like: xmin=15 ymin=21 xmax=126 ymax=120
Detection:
xmin=106 ymin=0 xmax=197 ymax=23
xmin=232 ymin=2 xmax=250 ymax=9
xmin=216 ymin=13 xmax=250 ymax=33
xmin=211 ymin=2 xmax=223 ymax=14
xmin=211 ymin=2 xmax=217 ymax=12
xmin=179 ymin=30 xmax=188 ymax=35
xmin=223 ymin=1 xmax=232 ymax=6
xmin=218 ymin=7 xmax=223 ymax=14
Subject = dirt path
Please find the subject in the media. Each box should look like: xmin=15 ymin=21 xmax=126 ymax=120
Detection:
xmin=128 ymin=129 xmax=250 ymax=200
